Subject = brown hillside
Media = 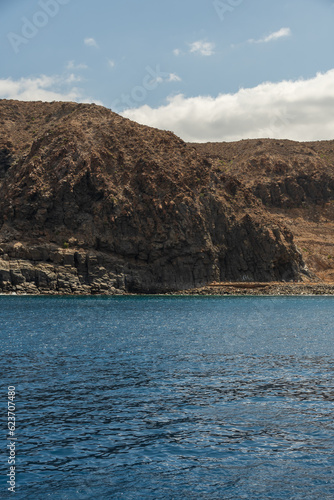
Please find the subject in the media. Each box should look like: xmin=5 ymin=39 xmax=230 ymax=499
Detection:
xmin=192 ymin=139 xmax=334 ymax=282
xmin=0 ymin=100 xmax=319 ymax=294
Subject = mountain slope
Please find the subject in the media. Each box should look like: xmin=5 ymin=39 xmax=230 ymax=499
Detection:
xmin=193 ymin=139 xmax=334 ymax=282
xmin=0 ymin=100 xmax=310 ymax=294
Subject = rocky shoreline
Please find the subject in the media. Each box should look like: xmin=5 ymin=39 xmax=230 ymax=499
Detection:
xmin=1 ymin=275 xmax=334 ymax=297
xmin=0 ymin=242 xmax=332 ymax=297
xmin=175 ymin=283 xmax=334 ymax=296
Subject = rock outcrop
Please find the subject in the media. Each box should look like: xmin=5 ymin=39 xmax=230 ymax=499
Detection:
xmin=193 ymin=139 xmax=334 ymax=208
xmin=0 ymin=100 xmax=313 ymax=294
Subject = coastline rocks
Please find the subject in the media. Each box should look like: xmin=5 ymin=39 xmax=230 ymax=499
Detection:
xmin=0 ymin=244 xmax=126 ymax=295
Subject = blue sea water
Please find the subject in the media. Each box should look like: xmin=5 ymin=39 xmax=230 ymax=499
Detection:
xmin=1 ymin=295 xmax=334 ymax=499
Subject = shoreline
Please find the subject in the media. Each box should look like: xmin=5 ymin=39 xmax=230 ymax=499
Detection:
xmin=1 ymin=283 xmax=334 ymax=297
xmin=175 ymin=282 xmax=334 ymax=296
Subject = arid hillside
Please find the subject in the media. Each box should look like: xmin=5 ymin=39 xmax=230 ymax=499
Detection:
xmin=0 ymin=100 xmax=331 ymax=294
xmin=193 ymin=139 xmax=334 ymax=282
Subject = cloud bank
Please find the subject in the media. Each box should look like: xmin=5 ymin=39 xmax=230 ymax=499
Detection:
xmin=122 ymin=69 xmax=334 ymax=142
xmin=0 ymin=75 xmax=101 ymax=104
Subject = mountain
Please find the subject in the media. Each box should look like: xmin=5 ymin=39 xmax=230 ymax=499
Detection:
xmin=1 ymin=99 xmax=331 ymax=294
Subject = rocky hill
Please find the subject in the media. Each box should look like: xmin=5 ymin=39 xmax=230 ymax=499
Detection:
xmin=1 ymin=99 xmax=332 ymax=294
xmin=193 ymin=140 xmax=334 ymax=282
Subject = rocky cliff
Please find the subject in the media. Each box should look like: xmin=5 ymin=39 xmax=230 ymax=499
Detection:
xmin=0 ymin=100 xmax=316 ymax=294
xmin=193 ymin=140 xmax=334 ymax=283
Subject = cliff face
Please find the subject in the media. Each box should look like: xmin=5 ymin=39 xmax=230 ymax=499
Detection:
xmin=0 ymin=100 xmax=310 ymax=294
xmin=193 ymin=139 xmax=334 ymax=283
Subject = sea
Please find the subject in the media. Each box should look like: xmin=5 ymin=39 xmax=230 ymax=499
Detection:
xmin=1 ymin=295 xmax=334 ymax=499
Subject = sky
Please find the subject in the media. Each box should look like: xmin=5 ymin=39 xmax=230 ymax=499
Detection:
xmin=1 ymin=0 xmax=334 ymax=142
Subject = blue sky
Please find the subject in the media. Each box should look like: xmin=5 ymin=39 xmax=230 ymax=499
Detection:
xmin=1 ymin=0 xmax=334 ymax=141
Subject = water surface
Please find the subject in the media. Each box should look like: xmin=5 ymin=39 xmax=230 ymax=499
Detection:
xmin=1 ymin=296 xmax=334 ymax=499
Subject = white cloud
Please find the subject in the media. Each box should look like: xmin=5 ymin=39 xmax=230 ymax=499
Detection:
xmin=189 ymin=40 xmax=215 ymax=56
xmin=66 ymin=61 xmax=88 ymax=70
xmin=0 ymin=75 xmax=102 ymax=104
xmin=84 ymin=37 xmax=99 ymax=48
xmin=173 ymin=49 xmax=181 ymax=56
xmin=121 ymin=69 xmax=334 ymax=142
xmin=107 ymin=59 xmax=115 ymax=69
xmin=65 ymin=73 xmax=82 ymax=84
xmin=249 ymin=27 xmax=291 ymax=44
xmin=168 ymin=73 xmax=182 ymax=82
